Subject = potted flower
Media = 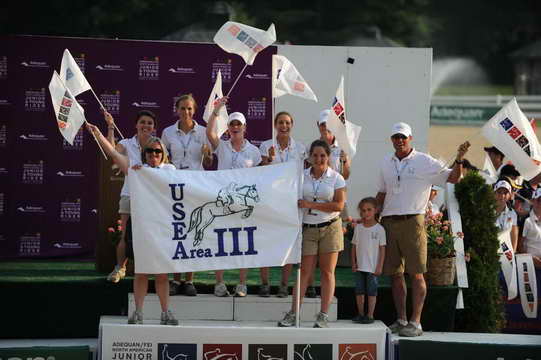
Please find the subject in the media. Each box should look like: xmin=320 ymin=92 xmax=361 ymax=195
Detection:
xmin=425 ymin=213 xmax=458 ymax=286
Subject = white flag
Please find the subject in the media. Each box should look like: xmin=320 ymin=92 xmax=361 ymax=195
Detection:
xmin=498 ymin=228 xmax=518 ymax=300
xmin=214 ymin=22 xmax=276 ymax=66
xmin=48 ymin=71 xmax=86 ymax=145
xmin=516 ymin=254 xmax=538 ymax=318
xmin=203 ymin=70 xmax=228 ymax=138
xmin=60 ymin=49 xmax=91 ymax=97
xmin=480 ymin=154 xmax=498 ymax=184
xmin=272 ymin=55 xmax=317 ymax=102
xmin=128 ymin=162 xmax=302 ymax=273
xmin=326 ymin=76 xmax=362 ymax=158
xmin=481 ymin=98 xmax=541 ymax=180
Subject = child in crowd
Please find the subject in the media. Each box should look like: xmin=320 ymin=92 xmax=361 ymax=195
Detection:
xmin=351 ymin=197 xmax=386 ymax=324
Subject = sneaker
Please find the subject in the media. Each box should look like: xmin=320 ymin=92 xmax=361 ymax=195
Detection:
xmin=305 ymin=286 xmax=317 ymax=298
xmin=183 ymin=282 xmax=197 ymax=296
xmin=234 ymin=284 xmax=247 ymax=297
xmin=128 ymin=309 xmax=143 ymax=324
xmin=276 ymin=285 xmax=289 ymax=298
xmin=277 ymin=310 xmax=296 ymax=327
xmin=107 ymin=266 xmax=126 ymax=283
xmin=258 ymin=284 xmax=271 ymax=297
xmin=169 ymin=281 xmax=181 ymax=296
xmin=399 ymin=323 xmax=423 ymax=337
xmin=214 ymin=282 xmax=230 ymax=297
xmin=388 ymin=319 xmax=407 ymax=333
xmin=352 ymin=314 xmax=366 ymax=323
xmin=313 ymin=311 xmax=329 ymax=328
xmin=361 ymin=316 xmax=375 ymax=324
xmin=160 ymin=310 xmax=179 ymax=326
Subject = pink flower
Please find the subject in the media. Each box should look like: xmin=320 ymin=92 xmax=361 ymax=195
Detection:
xmin=436 ymin=213 xmax=444 ymax=219
xmin=117 ymin=225 xmax=122 ymax=232
xmin=457 ymin=232 xmax=464 ymax=238
xmin=116 ymin=219 xmax=122 ymax=225
xmin=436 ymin=237 xmax=444 ymax=245
xmin=107 ymin=227 xmax=114 ymax=233
xmin=442 ymin=226 xmax=449 ymax=231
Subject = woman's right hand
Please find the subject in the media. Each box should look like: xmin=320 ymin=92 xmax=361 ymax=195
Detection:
xmin=268 ymin=146 xmax=276 ymax=162
xmin=214 ymin=96 xmax=229 ymax=112
xmin=103 ymin=111 xmax=114 ymax=126
xmin=85 ymin=122 xmax=101 ymax=136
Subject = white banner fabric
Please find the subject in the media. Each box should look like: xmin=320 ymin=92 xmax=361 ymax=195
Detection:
xmin=203 ymin=70 xmax=228 ymax=139
xmin=516 ymin=253 xmax=538 ymax=318
xmin=326 ymin=76 xmax=362 ymax=159
xmin=48 ymin=71 xmax=86 ymax=145
xmin=129 ymin=162 xmax=302 ymax=274
xmin=60 ymin=49 xmax=91 ymax=97
xmin=498 ymin=228 xmax=518 ymax=300
xmin=272 ymin=55 xmax=318 ymax=102
xmin=445 ymin=183 xmax=469 ymax=289
xmin=481 ymin=98 xmax=541 ymax=180
xmin=214 ymin=21 xmax=276 ymax=66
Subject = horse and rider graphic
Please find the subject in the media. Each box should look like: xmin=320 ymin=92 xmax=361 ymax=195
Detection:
xmin=188 ymin=182 xmax=260 ymax=246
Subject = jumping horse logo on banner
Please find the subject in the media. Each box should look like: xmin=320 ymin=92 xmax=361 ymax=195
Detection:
xmin=188 ymin=182 xmax=260 ymax=246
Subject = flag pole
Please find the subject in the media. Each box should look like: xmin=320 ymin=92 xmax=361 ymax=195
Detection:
xmin=272 ymin=95 xmax=276 ymax=150
xmin=295 ymin=262 xmax=301 ymax=328
xmin=90 ymin=88 xmax=125 ymax=140
xmin=84 ymin=120 xmax=108 ymax=160
xmin=226 ymin=63 xmax=249 ymax=97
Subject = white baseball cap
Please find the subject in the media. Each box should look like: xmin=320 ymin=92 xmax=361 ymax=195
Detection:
xmin=228 ymin=112 xmax=246 ymax=125
xmin=391 ymin=122 xmax=412 ymax=137
xmin=533 ymin=188 xmax=541 ymax=200
xmin=317 ymin=109 xmax=331 ymax=125
xmin=494 ymin=180 xmax=512 ymax=193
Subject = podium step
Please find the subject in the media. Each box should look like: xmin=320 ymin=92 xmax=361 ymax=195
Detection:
xmin=128 ymin=293 xmax=337 ymax=321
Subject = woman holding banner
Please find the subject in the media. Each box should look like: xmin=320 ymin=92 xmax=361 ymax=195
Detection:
xmin=278 ymin=139 xmax=346 ymax=328
xmin=161 ymin=94 xmax=214 ymax=297
xmin=260 ymin=111 xmax=307 ymax=297
xmin=207 ymin=96 xmax=264 ymax=298
xmin=86 ymin=122 xmax=179 ymax=326
xmin=104 ymin=110 xmax=157 ymax=284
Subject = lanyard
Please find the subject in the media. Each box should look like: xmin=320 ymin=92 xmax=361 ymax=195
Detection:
xmin=393 ymin=157 xmax=409 ymax=183
xmin=278 ymin=144 xmax=290 ymax=163
xmin=311 ymin=170 xmax=325 ymax=200
xmin=178 ymin=131 xmax=193 ymax=158
xmin=230 ymin=141 xmax=245 ymax=169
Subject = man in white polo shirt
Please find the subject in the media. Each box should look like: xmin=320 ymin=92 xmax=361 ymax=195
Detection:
xmin=376 ymin=122 xmax=469 ymax=337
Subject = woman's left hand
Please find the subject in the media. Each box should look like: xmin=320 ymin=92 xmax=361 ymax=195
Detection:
xmin=131 ymin=164 xmax=142 ymax=171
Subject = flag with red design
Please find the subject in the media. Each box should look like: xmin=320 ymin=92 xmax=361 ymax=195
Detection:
xmin=272 ymin=55 xmax=317 ymax=102
xmin=481 ymin=98 xmax=541 ymax=180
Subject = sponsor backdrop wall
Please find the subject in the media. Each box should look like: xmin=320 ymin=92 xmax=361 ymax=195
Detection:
xmin=1 ymin=35 xmax=275 ymax=259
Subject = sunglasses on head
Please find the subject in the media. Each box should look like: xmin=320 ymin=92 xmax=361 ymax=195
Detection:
xmin=145 ymin=148 xmax=163 ymax=155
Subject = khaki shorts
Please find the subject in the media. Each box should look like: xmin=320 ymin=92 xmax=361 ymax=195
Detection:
xmin=302 ymin=217 xmax=344 ymax=256
xmin=381 ymin=214 xmax=427 ymax=275
xmin=118 ymin=196 xmax=131 ymax=215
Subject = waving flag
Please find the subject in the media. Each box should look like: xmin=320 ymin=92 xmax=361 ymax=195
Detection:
xmin=48 ymin=71 xmax=86 ymax=145
xmin=481 ymin=98 xmax=541 ymax=180
xmin=326 ymin=76 xmax=362 ymax=158
xmin=60 ymin=49 xmax=91 ymax=97
xmin=498 ymin=228 xmax=518 ymax=300
xmin=272 ymin=55 xmax=317 ymax=102
xmin=203 ymin=70 xmax=229 ymax=138
xmin=214 ymin=22 xmax=276 ymax=65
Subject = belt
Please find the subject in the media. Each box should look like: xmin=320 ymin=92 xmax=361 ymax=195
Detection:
xmin=303 ymin=216 xmax=339 ymax=228
xmin=384 ymin=214 xmax=419 ymax=221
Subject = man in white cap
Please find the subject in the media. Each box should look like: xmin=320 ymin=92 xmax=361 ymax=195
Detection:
xmin=376 ymin=122 xmax=470 ymax=337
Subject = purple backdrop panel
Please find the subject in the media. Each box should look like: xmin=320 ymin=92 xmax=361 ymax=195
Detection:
xmin=1 ymin=35 xmax=275 ymax=260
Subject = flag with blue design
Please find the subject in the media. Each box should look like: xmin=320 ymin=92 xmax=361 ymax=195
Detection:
xmin=60 ymin=49 xmax=91 ymax=97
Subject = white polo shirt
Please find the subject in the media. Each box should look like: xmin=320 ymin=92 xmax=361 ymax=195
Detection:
xmin=215 ymin=139 xmax=262 ymax=170
xmin=351 ymin=223 xmax=387 ymax=273
xmin=118 ymin=135 xmax=143 ymax=197
xmin=161 ymin=121 xmax=209 ymax=170
xmin=495 ymin=206 xmax=517 ymax=232
xmin=377 ymin=149 xmax=451 ymax=217
xmin=259 ymin=138 xmax=306 ymax=164
xmin=329 ymin=139 xmax=342 ymax=172
xmin=522 ymin=211 xmax=541 ymax=257
xmin=302 ymin=167 xmax=346 ymax=224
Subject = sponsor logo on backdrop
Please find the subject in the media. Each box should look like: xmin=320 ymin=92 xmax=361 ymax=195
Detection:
xmin=20 ymin=60 xmax=49 ymax=68
xmin=19 ymin=133 xmax=48 ymax=141
xmin=0 ymin=167 xmax=7 ymax=175
xmin=158 ymin=343 xmax=197 ymax=360
xmin=132 ymin=101 xmax=160 ymax=109
xmin=99 ymin=90 xmax=120 ymax=115
xmin=212 ymin=60 xmax=232 ymax=82
xmin=339 ymin=344 xmax=376 ymax=360
xmin=22 ymin=161 xmax=44 ymax=184
xmin=0 ymin=234 xmax=4 ymax=241
xmin=245 ymin=73 xmax=270 ymax=80
xmin=139 ymin=56 xmax=159 ymax=80
xmin=95 ymin=64 xmax=124 ymax=71
xmin=60 ymin=199 xmax=81 ymax=222
xmin=53 ymin=242 xmax=82 ymax=249
xmin=24 ymin=88 xmax=46 ymax=111
xmin=203 ymin=344 xmax=242 ymax=360
xmin=17 ymin=205 xmax=46 ymax=213
xmin=56 ymin=170 xmax=84 ymax=177
xmin=19 ymin=233 xmax=41 ymax=256
xmin=294 ymin=344 xmax=333 ymax=360
xmin=0 ymin=193 xmax=4 ymax=216
xmin=63 ymin=129 xmax=84 ymax=150
xmin=0 ymin=56 xmax=7 ymax=79
xmin=0 ymin=99 xmax=10 ymax=106
xmin=247 ymin=98 xmax=266 ymax=119
xmin=111 ymin=341 xmax=153 ymax=360
xmin=0 ymin=124 xmax=6 ymax=147
xmin=248 ymin=344 xmax=286 ymax=360
xmin=168 ymin=66 xmax=196 ymax=74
